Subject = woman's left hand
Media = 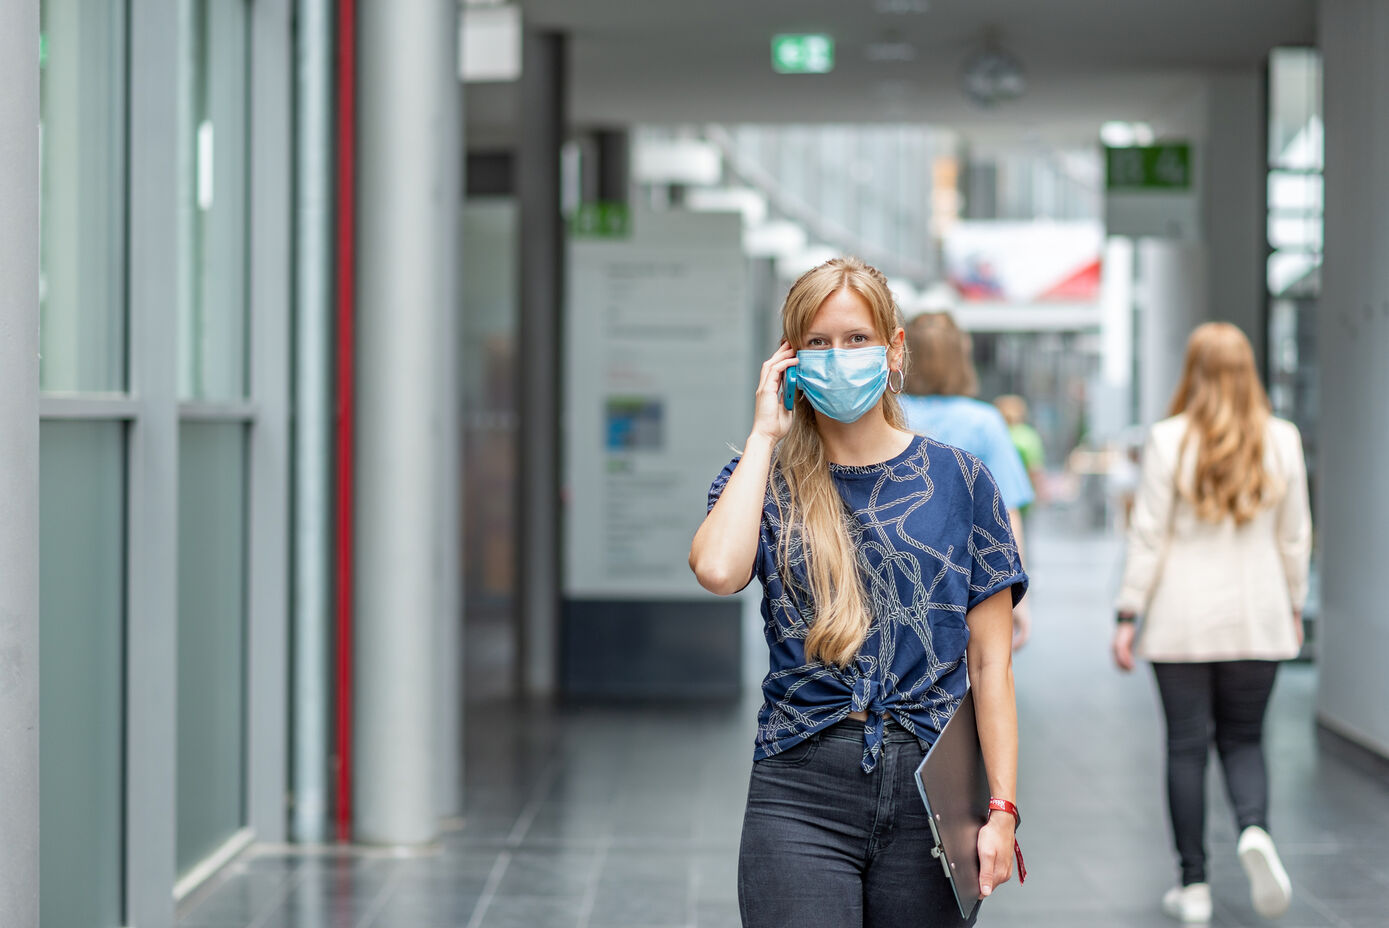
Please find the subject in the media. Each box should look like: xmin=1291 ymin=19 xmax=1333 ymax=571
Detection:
xmin=1112 ymin=622 xmax=1137 ymax=672
xmin=977 ymin=813 xmax=1016 ymax=897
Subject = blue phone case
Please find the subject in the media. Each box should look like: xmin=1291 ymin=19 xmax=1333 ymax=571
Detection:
xmin=784 ymin=367 xmax=798 ymax=410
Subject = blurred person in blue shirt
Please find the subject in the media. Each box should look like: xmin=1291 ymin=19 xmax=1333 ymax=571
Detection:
xmin=899 ymin=311 xmax=1034 ymax=650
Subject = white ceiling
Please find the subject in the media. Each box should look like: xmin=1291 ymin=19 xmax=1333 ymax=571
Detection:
xmin=466 ymin=0 xmax=1315 ymax=145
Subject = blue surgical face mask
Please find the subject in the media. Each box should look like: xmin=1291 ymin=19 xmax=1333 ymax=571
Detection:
xmin=794 ymin=346 xmax=889 ymax=423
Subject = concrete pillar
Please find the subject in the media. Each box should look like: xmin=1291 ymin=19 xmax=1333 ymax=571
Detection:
xmin=517 ymin=30 xmax=566 ymax=698
xmin=1137 ymin=69 xmax=1265 ymax=423
xmin=433 ymin=16 xmax=465 ymax=822
xmin=1092 ymin=237 xmax=1135 ymax=440
xmin=1316 ymin=0 xmax=1389 ymax=759
xmin=0 ymin=3 xmax=40 ymax=923
xmin=354 ymin=0 xmax=462 ymax=843
xmin=1135 ymin=239 xmax=1208 ymax=425
xmin=1202 ymin=71 xmax=1268 ymax=370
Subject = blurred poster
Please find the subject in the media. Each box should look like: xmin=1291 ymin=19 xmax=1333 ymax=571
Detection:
xmin=944 ymin=221 xmax=1103 ymax=303
xmin=564 ymin=209 xmax=751 ymax=598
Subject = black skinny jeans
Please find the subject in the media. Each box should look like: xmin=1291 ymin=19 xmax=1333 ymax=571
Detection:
xmin=738 ymin=717 xmax=976 ymax=928
xmin=1152 ymin=660 xmax=1279 ymax=886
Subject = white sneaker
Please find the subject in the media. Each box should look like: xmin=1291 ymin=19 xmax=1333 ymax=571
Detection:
xmin=1162 ymin=882 xmax=1213 ymax=923
xmin=1238 ymin=826 xmax=1293 ymax=918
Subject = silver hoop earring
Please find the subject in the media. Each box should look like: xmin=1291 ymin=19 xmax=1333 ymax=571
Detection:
xmin=888 ymin=369 xmax=905 ymax=394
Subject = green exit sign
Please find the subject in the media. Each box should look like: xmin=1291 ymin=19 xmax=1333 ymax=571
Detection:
xmin=571 ymin=201 xmax=631 ymax=239
xmin=1106 ymin=143 xmax=1192 ymax=191
xmin=771 ymin=34 xmax=834 ymax=74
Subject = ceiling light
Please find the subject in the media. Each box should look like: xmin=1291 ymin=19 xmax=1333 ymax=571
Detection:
xmin=1100 ymin=121 xmax=1136 ymax=147
xmin=960 ymin=31 xmax=1026 ymax=108
xmin=1101 ymin=121 xmax=1156 ymax=147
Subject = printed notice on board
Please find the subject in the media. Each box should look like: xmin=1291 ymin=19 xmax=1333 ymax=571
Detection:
xmin=564 ymin=211 xmax=751 ymax=598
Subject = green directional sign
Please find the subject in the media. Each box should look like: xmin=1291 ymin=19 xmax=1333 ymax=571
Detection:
xmin=771 ymin=34 xmax=834 ymax=74
xmin=571 ymin=201 xmax=631 ymax=239
xmin=1105 ymin=143 xmax=1192 ymax=191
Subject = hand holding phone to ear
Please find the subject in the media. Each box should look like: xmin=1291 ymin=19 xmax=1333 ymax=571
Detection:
xmin=753 ymin=340 xmax=798 ymax=443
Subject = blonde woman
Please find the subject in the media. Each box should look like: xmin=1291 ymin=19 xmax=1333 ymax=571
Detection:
xmin=690 ymin=258 xmax=1028 ymax=927
xmin=1113 ymin=323 xmax=1311 ymax=923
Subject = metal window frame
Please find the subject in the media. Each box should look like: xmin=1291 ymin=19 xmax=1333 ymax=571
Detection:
xmin=31 ymin=0 xmax=296 ymax=925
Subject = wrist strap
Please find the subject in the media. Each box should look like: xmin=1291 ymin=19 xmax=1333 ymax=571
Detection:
xmin=988 ymin=797 xmax=1021 ymax=828
xmin=987 ymin=799 xmax=1026 ymax=885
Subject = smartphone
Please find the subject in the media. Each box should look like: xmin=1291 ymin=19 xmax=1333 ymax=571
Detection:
xmin=783 ymin=366 xmax=798 ymax=411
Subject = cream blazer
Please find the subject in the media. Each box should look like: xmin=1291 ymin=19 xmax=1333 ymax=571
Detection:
xmin=1115 ymin=414 xmax=1311 ymax=662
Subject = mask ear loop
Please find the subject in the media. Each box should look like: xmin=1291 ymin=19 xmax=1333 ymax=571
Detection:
xmin=887 ymin=369 xmax=905 ymax=394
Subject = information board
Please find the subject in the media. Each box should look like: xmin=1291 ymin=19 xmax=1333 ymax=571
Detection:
xmin=564 ymin=210 xmax=751 ymax=599
xmin=1105 ymin=142 xmax=1200 ymax=240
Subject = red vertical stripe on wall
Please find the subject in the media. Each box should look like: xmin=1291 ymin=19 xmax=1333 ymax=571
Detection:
xmin=334 ymin=0 xmax=356 ymax=843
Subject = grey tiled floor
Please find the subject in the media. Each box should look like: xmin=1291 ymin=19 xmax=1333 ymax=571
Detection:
xmin=179 ymin=517 xmax=1389 ymax=927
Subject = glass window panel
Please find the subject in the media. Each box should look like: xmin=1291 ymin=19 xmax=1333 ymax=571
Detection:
xmin=1267 ymin=216 xmax=1324 ymax=251
xmin=179 ymin=0 xmax=251 ymax=400
xmin=176 ymin=422 xmax=248 ymax=875
xmin=1268 ymin=47 xmax=1323 ymax=170
xmin=463 ymin=201 xmax=519 ymax=627
xmin=38 ymin=0 xmax=127 ymax=392
xmin=1267 ymin=250 xmax=1321 ymax=297
xmin=40 ymin=421 xmax=125 ymax=928
xmin=1268 ymin=171 xmax=1323 ymax=212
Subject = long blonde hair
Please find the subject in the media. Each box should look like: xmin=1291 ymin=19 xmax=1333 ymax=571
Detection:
xmin=775 ymin=257 xmax=907 ymax=667
xmin=1168 ymin=322 xmax=1281 ymax=526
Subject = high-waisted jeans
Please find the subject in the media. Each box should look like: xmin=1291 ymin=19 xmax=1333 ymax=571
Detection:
xmin=737 ymin=717 xmax=977 ymax=928
xmin=1152 ymin=660 xmax=1279 ymax=886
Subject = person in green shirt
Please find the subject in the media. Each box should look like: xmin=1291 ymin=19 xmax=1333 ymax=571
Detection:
xmin=994 ymin=395 xmax=1045 ymax=521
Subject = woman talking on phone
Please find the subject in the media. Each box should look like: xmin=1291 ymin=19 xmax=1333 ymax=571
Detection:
xmin=689 ymin=257 xmax=1027 ymax=927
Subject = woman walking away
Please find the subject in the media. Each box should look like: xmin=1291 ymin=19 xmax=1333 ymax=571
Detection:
xmin=690 ymin=257 xmax=1028 ymax=928
xmin=899 ymin=311 xmax=1035 ymax=650
xmin=1113 ymin=322 xmax=1311 ymax=923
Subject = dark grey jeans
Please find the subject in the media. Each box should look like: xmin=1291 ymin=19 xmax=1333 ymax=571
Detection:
xmin=1152 ymin=660 xmax=1280 ymax=886
xmin=738 ymin=717 xmax=977 ymax=928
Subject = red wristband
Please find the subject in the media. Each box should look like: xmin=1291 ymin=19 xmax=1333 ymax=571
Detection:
xmin=988 ymin=798 xmax=1021 ymax=829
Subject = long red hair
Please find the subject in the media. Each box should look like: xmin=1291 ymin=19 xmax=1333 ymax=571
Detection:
xmin=1168 ymin=323 xmax=1281 ymax=526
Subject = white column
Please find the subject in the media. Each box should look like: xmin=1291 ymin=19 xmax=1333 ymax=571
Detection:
xmin=433 ymin=0 xmax=465 ymax=821
xmin=0 ymin=2 xmax=41 ymax=923
xmin=354 ymin=0 xmax=462 ymax=843
xmin=1135 ymin=239 xmax=1208 ymax=425
xmin=1316 ymin=0 xmax=1389 ymax=759
xmin=1093 ymin=236 xmax=1134 ymax=438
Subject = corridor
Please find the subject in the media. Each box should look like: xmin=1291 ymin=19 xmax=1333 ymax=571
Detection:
xmin=178 ymin=517 xmax=1389 ymax=928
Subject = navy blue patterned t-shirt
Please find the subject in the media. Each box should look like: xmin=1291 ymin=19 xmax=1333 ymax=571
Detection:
xmin=708 ymin=434 xmax=1028 ymax=773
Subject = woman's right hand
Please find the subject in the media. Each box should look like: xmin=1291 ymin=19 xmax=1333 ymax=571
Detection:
xmin=752 ymin=340 xmax=798 ymax=442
